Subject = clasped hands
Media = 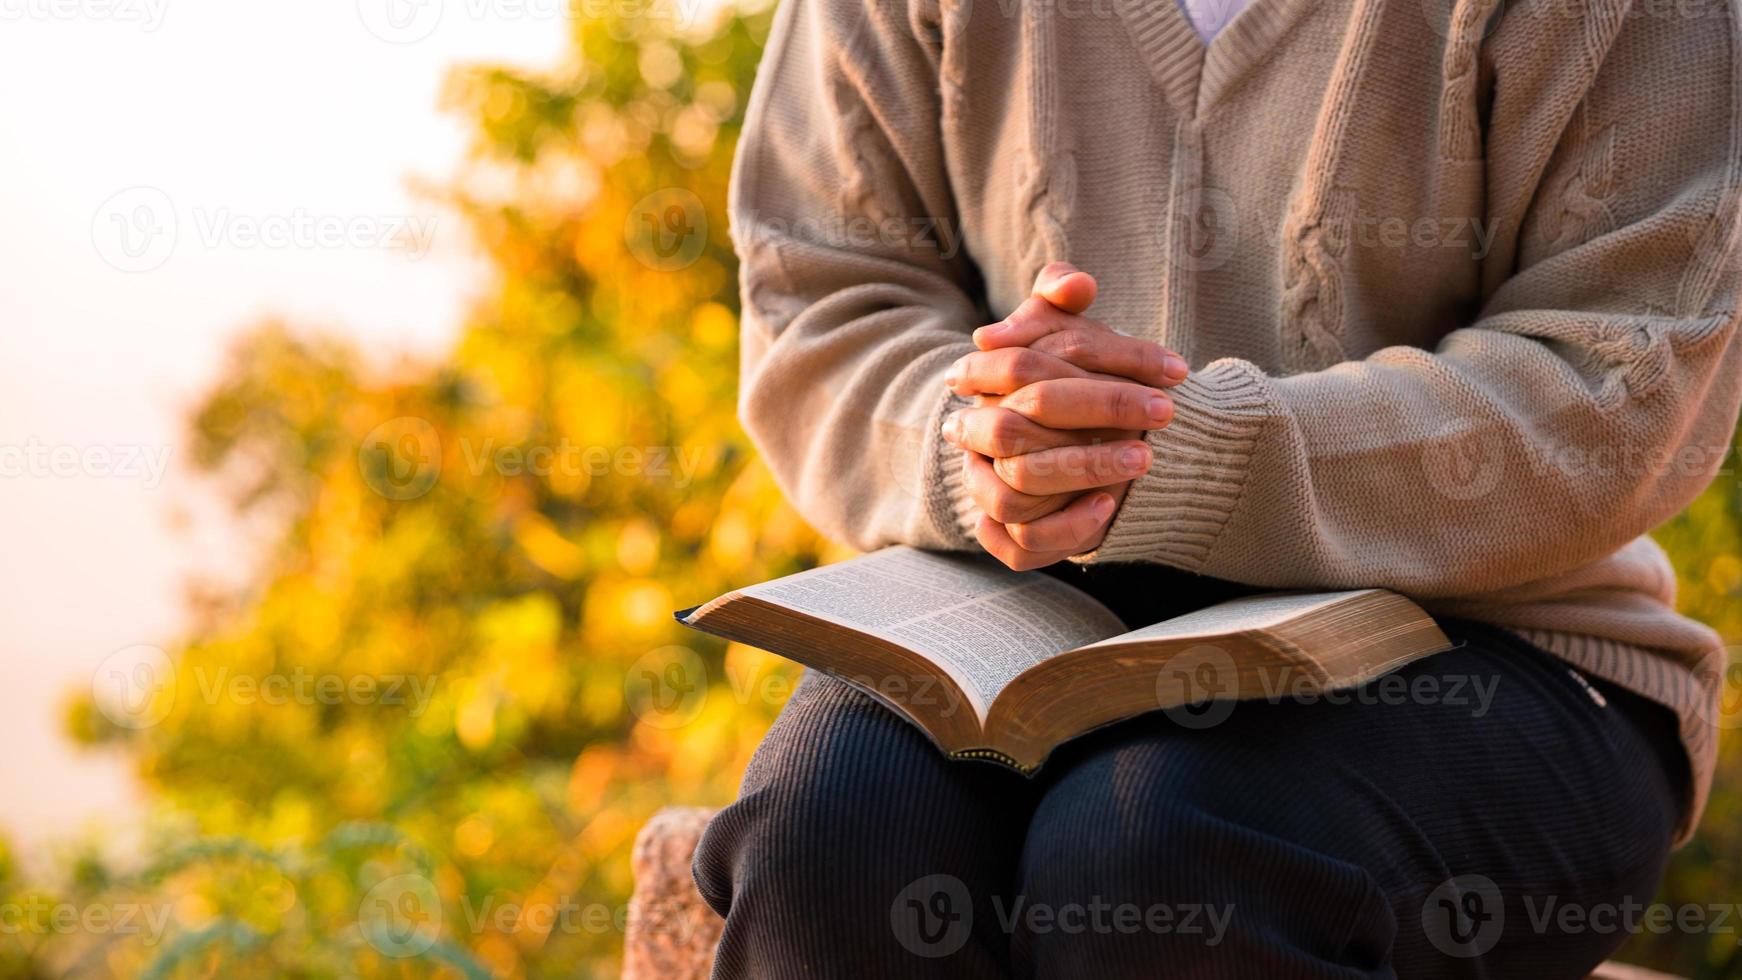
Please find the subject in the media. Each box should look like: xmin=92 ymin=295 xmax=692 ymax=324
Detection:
xmin=943 ymin=262 xmax=1188 ymax=571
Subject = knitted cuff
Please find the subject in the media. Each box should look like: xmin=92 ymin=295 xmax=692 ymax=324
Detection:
xmin=924 ymin=390 xmax=981 ymax=549
xmin=1076 ymin=361 xmax=1274 ymax=567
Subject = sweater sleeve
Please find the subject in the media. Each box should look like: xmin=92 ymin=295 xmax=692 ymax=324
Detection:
xmin=731 ymin=0 xmax=984 ymax=552
xmin=1087 ymin=12 xmax=1742 ymax=597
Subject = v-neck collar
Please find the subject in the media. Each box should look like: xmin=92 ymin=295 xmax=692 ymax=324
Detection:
xmin=1115 ymin=0 xmax=1318 ymax=119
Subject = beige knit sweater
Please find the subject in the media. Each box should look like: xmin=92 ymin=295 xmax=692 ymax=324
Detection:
xmin=729 ymin=0 xmax=1742 ymax=842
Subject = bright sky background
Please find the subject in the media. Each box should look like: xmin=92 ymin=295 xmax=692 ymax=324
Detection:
xmin=0 ymin=0 xmax=572 ymax=865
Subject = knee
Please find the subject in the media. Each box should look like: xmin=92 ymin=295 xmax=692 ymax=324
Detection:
xmin=1017 ymin=737 xmax=1393 ymax=968
xmin=1022 ymin=742 xmax=1231 ymax=909
xmin=692 ymin=673 xmax=1013 ymax=920
xmin=1026 ymin=729 xmax=1381 ymax=888
xmin=691 ymin=675 xmax=1022 ymax=979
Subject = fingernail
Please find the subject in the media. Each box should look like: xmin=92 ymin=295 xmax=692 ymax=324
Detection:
xmin=1163 ymin=355 xmax=1189 ymax=381
xmin=1121 ymin=446 xmax=1150 ymax=473
xmin=1089 ymin=494 xmax=1115 ymax=519
xmin=944 ymin=362 xmax=962 ymax=388
xmin=1147 ymin=395 xmax=1173 ymax=426
xmin=975 ymin=323 xmax=1009 ymax=345
xmin=942 ymin=413 xmax=962 ymax=442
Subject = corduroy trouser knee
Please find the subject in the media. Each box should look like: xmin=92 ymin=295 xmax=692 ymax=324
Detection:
xmin=694 ymin=620 xmax=1687 ymax=979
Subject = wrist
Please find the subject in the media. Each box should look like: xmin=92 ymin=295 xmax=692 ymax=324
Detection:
xmin=1073 ymin=362 xmax=1274 ymax=568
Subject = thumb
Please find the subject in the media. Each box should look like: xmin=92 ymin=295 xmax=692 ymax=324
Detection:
xmin=1031 ymin=260 xmax=1098 ymax=314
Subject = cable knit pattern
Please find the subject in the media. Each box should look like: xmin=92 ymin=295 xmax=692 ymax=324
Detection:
xmin=935 ymin=0 xmax=970 ymax=124
xmin=1435 ymin=0 xmax=1500 ymax=161
xmin=1017 ymin=0 xmax=1072 ymax=277
xmin=1538 ymin=106 xmax=1619 ymax=248
xmin=1279 ymin=184 xmax=1357 ymax=372
xmin=827 ymin=50 xmax=890 ymax=224
xmin=1275 ymin=0 xmax=1388 ymax=372
xmin=729 ymin=0 xmax=1742 ymax=844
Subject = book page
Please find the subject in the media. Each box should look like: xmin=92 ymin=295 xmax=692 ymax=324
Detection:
xmin=1076 ymin=589 xmax=1379 ymax=650
xmin=742 ymin=548 xmax=1125 ymax=706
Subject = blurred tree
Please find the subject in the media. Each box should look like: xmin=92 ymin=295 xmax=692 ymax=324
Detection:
xmin=40 ymin=1 xmax=835 ymax=976
xmin=1624 ymin=451 xmax=1742 ymax=976
xmin=13 ymin=0 xmax=1740 ymax=976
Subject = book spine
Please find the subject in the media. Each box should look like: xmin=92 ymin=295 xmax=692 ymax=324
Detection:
xmin=947 ymin=748 xmax=1038 ymax=773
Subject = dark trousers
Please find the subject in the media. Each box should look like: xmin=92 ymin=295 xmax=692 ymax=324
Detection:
xmin=693 ymin=619 xmax=1688 ymax=979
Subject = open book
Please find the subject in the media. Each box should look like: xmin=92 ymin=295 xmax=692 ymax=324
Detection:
xmin=677 ymin=547 xmax=1451 ymax=772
